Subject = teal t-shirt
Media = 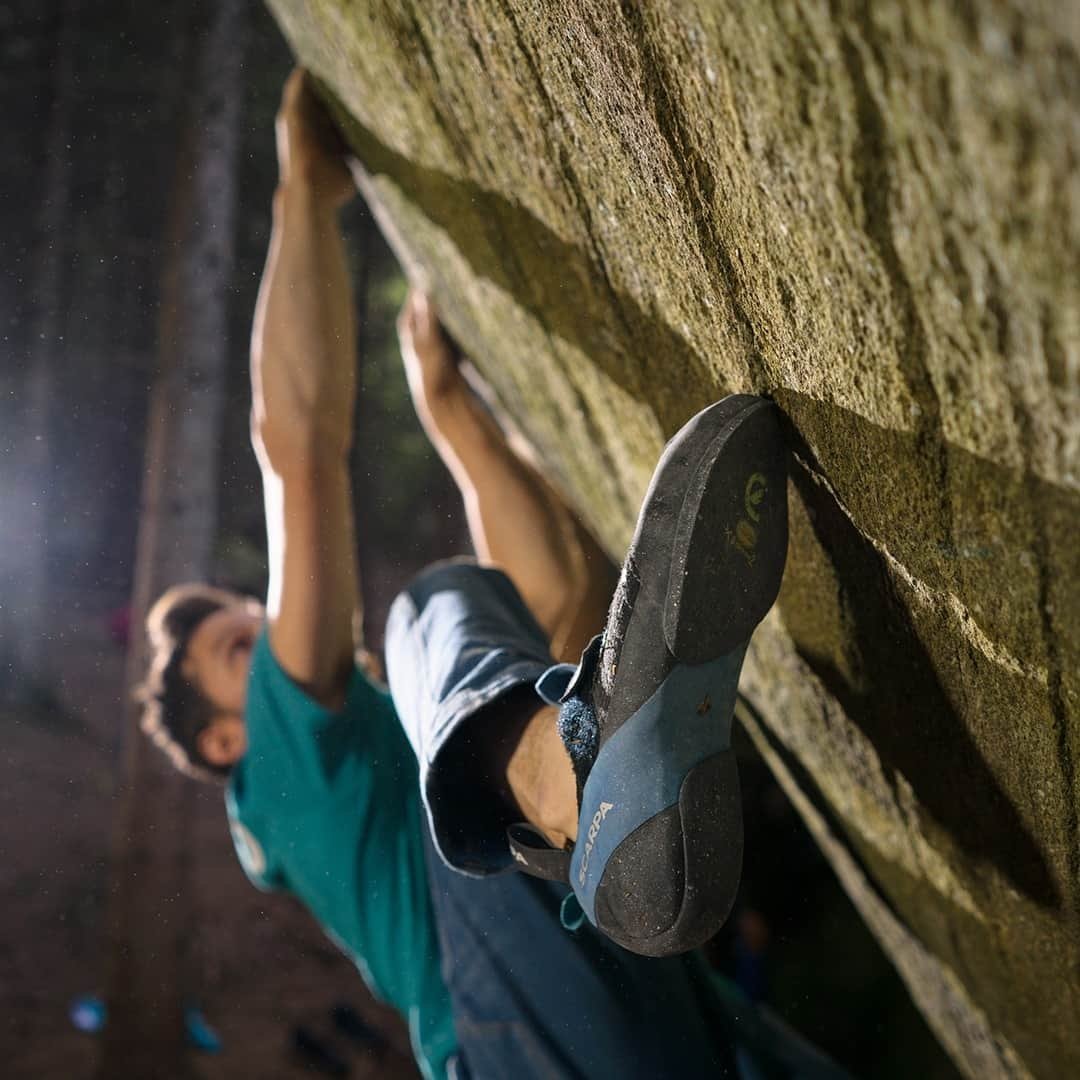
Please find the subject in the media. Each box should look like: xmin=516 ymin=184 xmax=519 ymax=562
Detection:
xmin=225 ymin=632 xmax=457 ymax=1078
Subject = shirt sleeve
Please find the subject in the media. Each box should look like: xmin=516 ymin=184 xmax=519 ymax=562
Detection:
xmin=225 ymin=806 xmax=284 ymax=892
xmin=242 ymin=634 xmax=404 ymax=796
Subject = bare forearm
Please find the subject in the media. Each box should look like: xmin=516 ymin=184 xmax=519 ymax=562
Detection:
xmin=251 ymin=177 xmax=356 ymax=465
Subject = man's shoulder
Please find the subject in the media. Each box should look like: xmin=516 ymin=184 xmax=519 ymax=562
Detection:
xmin=245 ymin=629 xmax=393 ymax=727
xmin=238 ymin=629 xmax=408 ymax=821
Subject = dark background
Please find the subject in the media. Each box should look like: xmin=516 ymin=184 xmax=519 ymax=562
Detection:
xmin=0 ymin=2 xmax=957 ymax=1077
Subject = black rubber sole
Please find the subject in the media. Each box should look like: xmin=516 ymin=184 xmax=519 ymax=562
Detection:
xmin=666 ymin=397 xmax=789 ymax=661
xmin=591 ymin=397 xmax=788 ymax=957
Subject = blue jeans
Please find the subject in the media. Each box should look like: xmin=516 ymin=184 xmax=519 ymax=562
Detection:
xmin=386 ymin=562 xmax=848 ymax=1080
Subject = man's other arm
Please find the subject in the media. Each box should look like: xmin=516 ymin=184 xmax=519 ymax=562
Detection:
xmin=250 ymin=70 xmax=359 ymax=708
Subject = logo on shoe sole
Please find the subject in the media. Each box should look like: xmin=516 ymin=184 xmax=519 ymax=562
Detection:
xmin=727 ymin=472 xmax=767 ymax=565
xmin=578 ymin=801 xmax=614 ymax=886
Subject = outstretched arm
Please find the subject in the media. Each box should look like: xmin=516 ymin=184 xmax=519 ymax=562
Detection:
xmin=251 ymin=70 xmax=359 ymax=707
xmin=398 ymin=293 xmax=618 ymax=663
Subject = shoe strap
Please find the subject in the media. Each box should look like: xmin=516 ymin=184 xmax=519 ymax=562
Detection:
xmin=506 ymin=823 xmax=572 ymax=883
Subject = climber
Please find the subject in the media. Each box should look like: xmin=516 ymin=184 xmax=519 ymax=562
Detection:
xmin=138 ymin=70 xmax=840 ymax=1079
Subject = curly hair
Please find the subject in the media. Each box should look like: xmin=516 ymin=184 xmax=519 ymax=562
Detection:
xmin=137 ymin=583 xmax=248 ymax=784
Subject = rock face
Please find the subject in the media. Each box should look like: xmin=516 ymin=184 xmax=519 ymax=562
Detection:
xmin=268 ymin=2 xmax=1078 ymax=1076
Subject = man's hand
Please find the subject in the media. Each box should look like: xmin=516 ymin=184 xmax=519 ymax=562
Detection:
xmin=398 ymin=290 xmax=464 ymax=411
xmin=275 ymin=68 xmax=355 ymax=207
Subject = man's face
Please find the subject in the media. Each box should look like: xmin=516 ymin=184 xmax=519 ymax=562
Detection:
xmin=183 ymin=604 xmax=263 ymax=768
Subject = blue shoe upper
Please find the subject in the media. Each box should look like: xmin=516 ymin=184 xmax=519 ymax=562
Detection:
xmin=540 ymin=644 xmax=748 ymax=926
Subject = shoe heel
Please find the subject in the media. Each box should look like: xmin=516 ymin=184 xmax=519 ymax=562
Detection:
xmin=592 ymin=749 xmax=744 ymax=957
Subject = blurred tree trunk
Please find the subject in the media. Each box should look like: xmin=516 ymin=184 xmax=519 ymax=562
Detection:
xmin=8 ymin=0 xmax=81 ymax=690
xmin=96 ymin=3 xmax=246 ymax=1077
xmin=350 ymin=209 xmax=380 ymax=649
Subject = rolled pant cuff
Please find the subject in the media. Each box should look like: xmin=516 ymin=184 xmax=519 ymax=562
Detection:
xmin=385 ymin=560 xmax=556 ymax=877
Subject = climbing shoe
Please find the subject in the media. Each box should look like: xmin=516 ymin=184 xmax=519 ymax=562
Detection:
xmin=509 ymin=395 xmax=789 ymax=956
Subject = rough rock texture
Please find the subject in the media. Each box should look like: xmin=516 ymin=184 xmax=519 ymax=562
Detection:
xmin=267 ymin=2 xmax=1079 ymax=1076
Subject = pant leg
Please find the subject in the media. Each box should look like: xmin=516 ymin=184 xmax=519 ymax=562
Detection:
xmin=423 ymin=827 xmax=740 ymax=1080
xmin=385 ymin=560 xmax=554 ymax=876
